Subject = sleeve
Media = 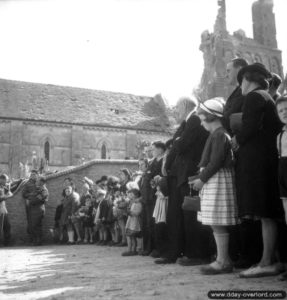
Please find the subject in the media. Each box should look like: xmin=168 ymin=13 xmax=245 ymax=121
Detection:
xmin=235 ymin=92 xmax=265 ymax=146
xmin=199 ymin=132 xmax=228 ymax=183
xmin=164 ymin=121 xmax=186 ymax=171
xmin=173 ymin=115 xmax=202 ymax=154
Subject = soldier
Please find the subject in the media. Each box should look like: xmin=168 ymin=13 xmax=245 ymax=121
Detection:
xmin=26 ymin=177 xmax=49 ymax=246
xmin=22 ymin=169 xmax=39 ymax=243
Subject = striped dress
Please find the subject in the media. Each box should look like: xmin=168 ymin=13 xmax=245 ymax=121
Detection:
xmin=197 ymin=127 xmax=238 ymax=226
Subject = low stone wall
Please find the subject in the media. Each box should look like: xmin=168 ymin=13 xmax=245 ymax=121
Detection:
xmin=6 ymin=159 xmax=138 ymax=244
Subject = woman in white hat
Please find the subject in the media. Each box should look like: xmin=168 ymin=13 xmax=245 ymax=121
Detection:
xmin=191 ymin=98 xmax=238 ymax=275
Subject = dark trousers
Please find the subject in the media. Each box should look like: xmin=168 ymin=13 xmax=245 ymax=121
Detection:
xmin=181 ymin=183 xmax=214 ymax=259
xmin=143 ymin=203 xmax=155 ymax=253
xmin=0 ymin=213 xmax=11 ymax=245
xmin=165 ymin=176 xmax=185 ymax=259
xmin=154 ymin=222 xmax=168 ymax=255
xmin=29 ymin=207 xmax=45 ymax=243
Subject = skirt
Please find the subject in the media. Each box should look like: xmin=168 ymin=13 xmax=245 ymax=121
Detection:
xmin=198 ymin=168 xmax=238 ymax=226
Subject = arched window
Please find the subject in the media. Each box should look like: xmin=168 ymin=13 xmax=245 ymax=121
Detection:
xmin=44 ymin=141 xmax=50 ymax=162
xmin=101 ymin=144 xmax=107 ymax=159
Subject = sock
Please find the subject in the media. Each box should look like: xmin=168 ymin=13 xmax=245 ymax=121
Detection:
xmin=68 ymin=231 xmax=74 ymax=242
xmin=214 ymin=232 xmax=231 ymax=265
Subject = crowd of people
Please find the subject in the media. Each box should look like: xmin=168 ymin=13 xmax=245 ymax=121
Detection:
xmin=0 ymin=59 xmax=287 ymax=282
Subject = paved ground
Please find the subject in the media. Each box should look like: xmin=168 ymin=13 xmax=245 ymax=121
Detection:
xmin=0 ymin=245 xmax=286 ymax=300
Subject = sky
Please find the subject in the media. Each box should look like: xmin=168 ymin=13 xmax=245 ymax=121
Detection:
xmin=0 ymin=0 xmax=286 ymax=106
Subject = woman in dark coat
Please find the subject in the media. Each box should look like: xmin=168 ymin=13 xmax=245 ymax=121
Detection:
xmin=232 ymin=63 xmax=283 ymax=278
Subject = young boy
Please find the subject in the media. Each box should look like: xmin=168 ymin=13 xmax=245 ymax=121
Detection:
xmin=276 ymin=96 xmax=287 ymax=281
xmin=94 ymin=189 xmax=107 ymax=245
xmin=0 ymin=174 xmax=13 ymax=246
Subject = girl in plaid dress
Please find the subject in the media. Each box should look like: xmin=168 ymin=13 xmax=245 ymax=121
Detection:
xmin=191 ymin=98 xmax=238 ymax=275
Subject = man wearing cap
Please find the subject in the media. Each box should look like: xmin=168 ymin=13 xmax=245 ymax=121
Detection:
xmin=22 ymin=170 xmax=39 ymax=243
xmin=155 ymin=97 xmax=210 ymax=264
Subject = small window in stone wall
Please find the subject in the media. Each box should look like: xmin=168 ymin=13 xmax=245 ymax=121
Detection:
xmin=101 ymin=144 xmax=107 ymax=159
xmin=44 ymin=141 xmax=50 ymax=162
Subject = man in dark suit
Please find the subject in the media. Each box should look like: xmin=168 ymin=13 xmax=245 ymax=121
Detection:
xmin=223 ymin=57 xmax=248 ymax=134
xmin=155 ymin=96 xmax=211 ymax=264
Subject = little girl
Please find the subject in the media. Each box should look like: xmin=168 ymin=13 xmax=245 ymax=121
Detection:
xmin=152 ymin=176 xmax=168 ymax=257
xmin=191 ymin=98 xmax=238 ymax=275
xmin=122 ymin=188 xmax=142 ymax=256
xmin=113 ymin=190 xmax=128 ymax=246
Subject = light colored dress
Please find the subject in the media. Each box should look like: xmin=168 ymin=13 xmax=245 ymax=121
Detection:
xmin=125 ymin=198 xmax=142 ymax=237
xmin=153 ymin=190 xmax=168 ymax=224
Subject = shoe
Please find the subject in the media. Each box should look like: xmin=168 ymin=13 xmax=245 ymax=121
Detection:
xmin=76 ymin=240 xmax=83 ymax=245
xmin=137 ymin=250 xmax=144 ymax=256
xmin=154 ymin=257 xmax=176 ymax=264
xmin=83 ymin=240 xmax=88 ymax=244
xmin=141 ymin=250 xmax=151 ymax=256
xmin=67 ymin=241 xmax=75 ymax=245
xmin=239 ymin=263 xmax=284 ymax=278
xmin=89 ymin=240 xmax=94 ymax=244
xmin=121 ymin=251 xmax=138 ymax=256
xmin=200 ymin=261 xmax=233 ymax=275
xmin=117 ymin=242 xmax=128 ymax=247
xmin=149 ymin=250 xmax=161 ymax=258
xmin=177 ymin=256 xmax=206 ymax=266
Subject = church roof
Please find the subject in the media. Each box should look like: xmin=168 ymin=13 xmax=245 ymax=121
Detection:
xmin=0 ymin=78 xmax=171 ymax=132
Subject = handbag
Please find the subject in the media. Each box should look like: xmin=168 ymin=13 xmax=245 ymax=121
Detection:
xmin=182 ymin=195 xmax=201 ymax=211
xmin=182 ymin=182 xmax=201 ymax=211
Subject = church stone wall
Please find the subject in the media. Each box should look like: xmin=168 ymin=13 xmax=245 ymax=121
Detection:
xmin=0 ymin=118 xmax=170 ymax=178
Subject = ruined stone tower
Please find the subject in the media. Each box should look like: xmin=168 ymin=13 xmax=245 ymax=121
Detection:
xmin=252 ymin=0 xmax=277 ymax=48
xmin=197 ymin=0 xmax=283 ymax=101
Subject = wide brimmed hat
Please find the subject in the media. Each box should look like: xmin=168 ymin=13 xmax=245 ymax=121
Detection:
xmin=237 ymin=62 xmax=272 ymax=84
xmin=199 ymin=98 xmax=224 ymax=118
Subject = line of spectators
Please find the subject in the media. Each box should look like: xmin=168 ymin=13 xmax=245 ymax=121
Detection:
xmin=0 ymin=60 xmax=286 ymax=283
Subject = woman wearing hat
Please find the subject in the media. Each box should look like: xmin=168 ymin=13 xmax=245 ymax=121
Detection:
xmin=191 ymin=98 xmax=238 ymax=275
xmin=232 ymin=63 xmax=284 ymax=278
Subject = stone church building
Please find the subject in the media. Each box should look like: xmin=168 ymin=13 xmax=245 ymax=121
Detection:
xmin=0 ymin=79 xmax=171 ymax=178
xmin=198 ymin=0 xmax=284 ymax=100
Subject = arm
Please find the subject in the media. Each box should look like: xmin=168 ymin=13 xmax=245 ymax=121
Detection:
xmin=199 ymin=132 xmax=228 ymax=183
xmin=22 ymin=184 xmax=30 ymax=199
xmin=235 ymin=92 xmax=265 ymax=146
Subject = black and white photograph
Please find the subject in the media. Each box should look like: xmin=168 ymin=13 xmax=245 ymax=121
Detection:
xmin=0 ymin=0 xmax=287 ymax=299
